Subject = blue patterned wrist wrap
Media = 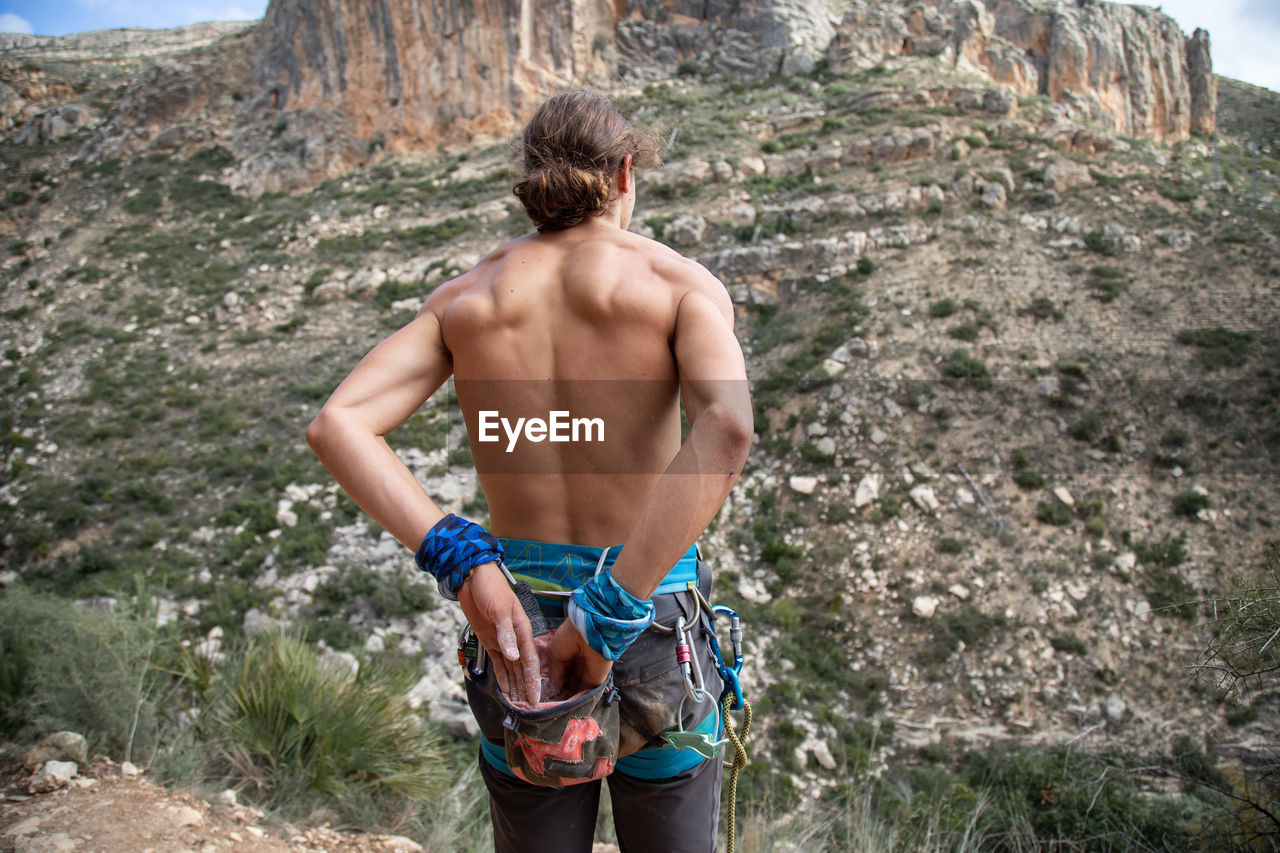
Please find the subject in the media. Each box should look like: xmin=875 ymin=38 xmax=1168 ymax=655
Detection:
xmin=414 ymin=514 xmax=504 ymax=601
xmin=566 ymin=568 xmax=655 ymax=661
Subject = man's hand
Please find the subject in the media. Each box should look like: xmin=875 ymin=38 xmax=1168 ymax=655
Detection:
xmin=547 ymin=619 xmax=613 ymax=699
xmin=458 ymin=562 xmax=542 ymax=704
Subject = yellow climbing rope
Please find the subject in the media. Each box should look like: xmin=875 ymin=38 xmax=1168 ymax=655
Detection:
xmin=721 ymin=691 xmax=752 ymax=853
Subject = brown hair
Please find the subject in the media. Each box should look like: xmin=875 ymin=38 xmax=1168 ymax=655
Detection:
xmin=513 ymin=92 xmax=661 ymax=232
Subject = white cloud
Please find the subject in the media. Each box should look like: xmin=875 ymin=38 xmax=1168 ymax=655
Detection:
xmin=0 ymin=13 xmax=35 ymax=34
xmin=177 ymin=3 xmax=262 ymax=25
xmin=219 ymin=5 xmax=258 ymax=20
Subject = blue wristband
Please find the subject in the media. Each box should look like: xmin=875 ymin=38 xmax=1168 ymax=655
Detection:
xmin=566 ymin=568 xmax=655 ymax=661
xmin=414 ymin=514 xmax=504 ymax=600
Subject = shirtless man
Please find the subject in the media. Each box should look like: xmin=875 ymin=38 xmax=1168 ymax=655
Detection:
xmin=307 ymin=91 xmax=752 ymax=852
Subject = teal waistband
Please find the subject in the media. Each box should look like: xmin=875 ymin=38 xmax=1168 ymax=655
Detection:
xmin=498 ymin=538 xmax=699 ymax=596
xmin=479 ymin=704 xmax=719 ymax=782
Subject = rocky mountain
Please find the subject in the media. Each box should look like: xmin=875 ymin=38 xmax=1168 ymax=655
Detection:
xmin=57 ymin=0 xmax=1218 ymax=193
xmin=1 ymin=1 xmax=1278 ymax=848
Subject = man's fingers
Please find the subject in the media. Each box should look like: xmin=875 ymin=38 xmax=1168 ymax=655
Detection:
xmin=492 ymin=660 xmax=513 ymax=698
xmin=495 ymin=617 xmax=519 ymax=662
xmin=546 ymin=625 xmax=571 ymax=697
xmin=508 ymin=603 xmax=542 ymax=705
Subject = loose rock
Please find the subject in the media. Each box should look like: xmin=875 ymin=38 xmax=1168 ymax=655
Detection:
xmin=29 ymin=761 xmax=78 ymax=794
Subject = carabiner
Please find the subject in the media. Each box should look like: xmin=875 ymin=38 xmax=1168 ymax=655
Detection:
xmin=712 ymin=605 xmax=744 ymax=673
xmin=674 ymin=616 xmax=710 ymax=705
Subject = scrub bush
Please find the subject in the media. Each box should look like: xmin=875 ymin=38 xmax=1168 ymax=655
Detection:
xmin=191 ymin=631 xmax=444 ymax=830
xmin=0 ymin=586 xmax=163 ymax=760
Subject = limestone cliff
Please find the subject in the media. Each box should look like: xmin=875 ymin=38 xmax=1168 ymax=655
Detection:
xmin=619 ymin=0 xmax=1214 ymax=143
xmin=241 ymin=0 xmax=614 ymax=171
xmin=826 ymin=0 xmax=1215 ymax=143
xmin=63 ymin=0 xmax=1215 ymax=191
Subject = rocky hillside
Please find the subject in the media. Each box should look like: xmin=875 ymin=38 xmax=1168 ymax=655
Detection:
xmin=1 ymin=1 xmax=1278 ymax=846
xmin=43 ymin=0 xmax=1218 ymax=195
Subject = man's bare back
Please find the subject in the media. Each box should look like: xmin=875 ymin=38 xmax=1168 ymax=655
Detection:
xmin=308 ymin=92 xmax=750 ymax=705
xmin=435 ymin=217 xmax=736 ymax=547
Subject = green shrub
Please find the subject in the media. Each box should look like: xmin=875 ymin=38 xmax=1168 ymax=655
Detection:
xmin=1156 ymin=179 xmax=1198 ymax=203
xmin=1173 ymin=490 xmax=1210 ymax=518
xmin=1087 ymin=264 xmax=1129 ymax=303
xmin=195 ymin=631 xmax=444 ymax=828
xmin=1068 ymin=409 xmax=1103 ymax=443
xmin=1036 ymin=501 xmax=1072 ymax=526
xmin=928 ymin=298 xmax=958 ymax=318
xmin=0 ymin=587 xmax=163 ymax=760
xmin=123 ymin=190 xmax=163 ymax=215
xmin=919 ymin=605 xmax=1005 ymax=665
xmin=1013 ymin=469 xmax=1044 ymax=489
xmin=375 ymin=278 xmax=421 ymax=308
xmin=1135 ymin=535 xmax=1188 ymax=569
xmin=1049 ymin=632 xmax=1089 ymax=655
xmin=1022 ymin=296 xmax=1063 ymax=322
xmin=1083 ymin=229 xmax=1116 ymax=256
xmin=1144 ymin=565 xmax=1198 ymax=619
xmin=957 ymin=744 xmax=1209 ymax=848
xmin=939 ymin=348 xmax=992 ymax=389
xmin=304 ymin=267 xmax=333 ymax=295
xmin=1176 ymin=327 xmax=1256 ymax=369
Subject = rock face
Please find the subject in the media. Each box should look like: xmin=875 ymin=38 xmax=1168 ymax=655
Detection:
xmin=244 ymin=0 xmax=615 ymax=167
xmin=827 ymin=0 xmax=1214 ymax=143
xmin=622 ymin=1 xmax=1214 ymax=143
xmin=0 ymin=22 xmax=255 ymax=60
xmin=616 ymin=0 xmax=849 ymax=77
xmin=76 ymin=0 xmax=1214 ymax=191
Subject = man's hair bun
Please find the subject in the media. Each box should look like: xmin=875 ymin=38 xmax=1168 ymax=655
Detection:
xmin=513 ymin=92 xmax=660 ymax=232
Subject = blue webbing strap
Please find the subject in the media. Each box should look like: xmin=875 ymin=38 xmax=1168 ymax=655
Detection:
xmin=567 ymin=565 xmax=655 ymax=661
xmin=414 ymin=513 xmax=504 ymax=601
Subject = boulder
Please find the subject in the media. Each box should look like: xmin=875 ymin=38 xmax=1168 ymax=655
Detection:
xmin=913 ymin=596 xmax=939 ymax=619
xmin=789 ymin=476 xmax=819 ymax=495
xmin=29 ymin=761 xmax=78 ymax=794
xmin=910 ymin=485 xmax=940 ymax=512
xmin=854 ymin=474 xmax=880 ymax=508
xmin=978 ymin=181 xmax=1007 ymax=210
xmin=1044 ymin=159 xmax=1094 ymax=192
xmin=658 ymin=160 xmax=713 ymax=191
xmin=665 ymin=214 xmax=708 ymax=246
xmin=22 ymin=732 xmax=88 ymax=770
xmin=16 ymin=104 xmax=91 ymax=144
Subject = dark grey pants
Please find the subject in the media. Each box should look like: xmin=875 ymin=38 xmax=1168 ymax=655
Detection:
xmin=480 ymin=748 xmax=723 ymax=853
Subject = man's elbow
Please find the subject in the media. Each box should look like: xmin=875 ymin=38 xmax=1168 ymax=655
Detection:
xmin=707 ymin=404 xmax=753 ymax=471
xmin=305 ymin=407 xmax=338 ymax=456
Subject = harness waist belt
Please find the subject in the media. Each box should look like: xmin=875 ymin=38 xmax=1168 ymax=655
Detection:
xmin=498 ymin=538 xmax=698 ymax=595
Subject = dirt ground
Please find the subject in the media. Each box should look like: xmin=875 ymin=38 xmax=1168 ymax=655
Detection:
xmin=0 ymin=756 xmax=425 ymax=853
xmin=0 ymin=756 xmax=626 ymax=853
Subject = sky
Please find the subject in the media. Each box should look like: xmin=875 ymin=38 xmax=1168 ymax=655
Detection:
xmin=0 ymin=1 xmax=1276 ymax=93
